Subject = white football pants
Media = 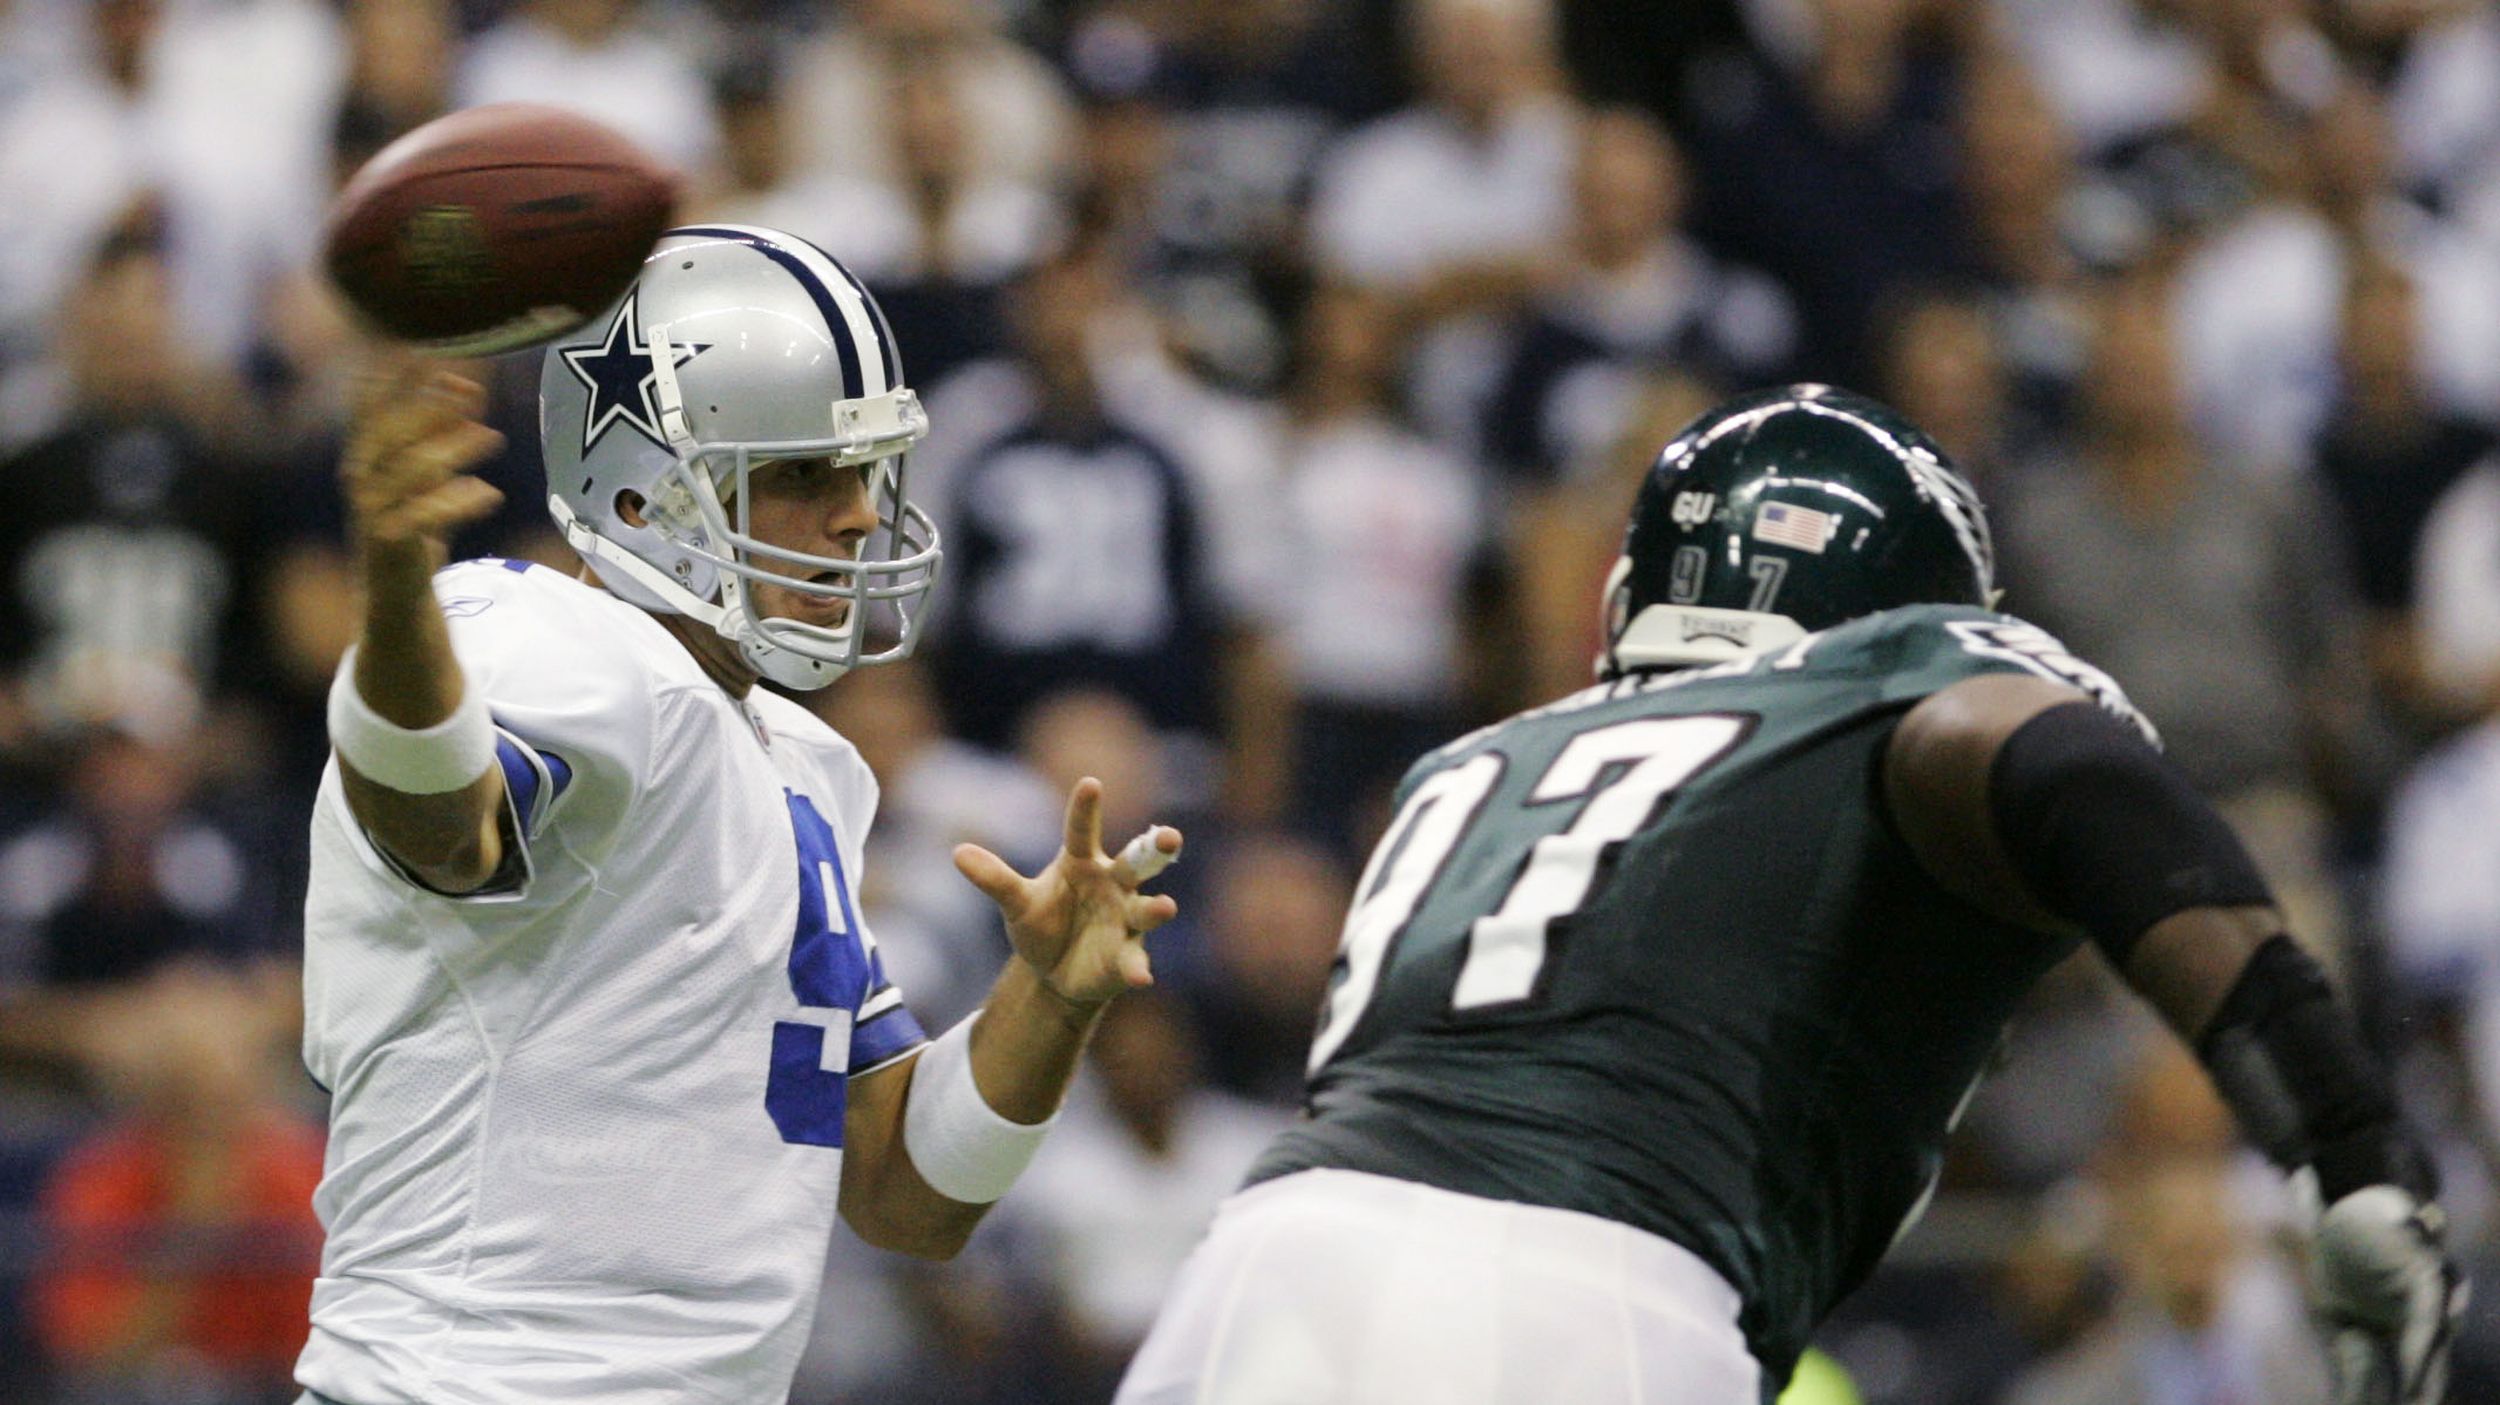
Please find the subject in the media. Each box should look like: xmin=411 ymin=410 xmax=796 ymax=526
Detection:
xmin=1114 ymin=1168 xmax=1763 ymax=1405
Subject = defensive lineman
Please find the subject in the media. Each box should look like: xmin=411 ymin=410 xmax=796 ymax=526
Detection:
xmin=1116 ymin=386 xmax=2463 ymax=1405
xmin=298 ymin=225 xmax=1180 ymax=1404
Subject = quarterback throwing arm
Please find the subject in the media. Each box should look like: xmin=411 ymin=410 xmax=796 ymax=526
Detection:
xmin=1887 ymin=670 xmax=2467 ymax=1405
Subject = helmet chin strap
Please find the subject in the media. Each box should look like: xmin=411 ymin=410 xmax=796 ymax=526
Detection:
xmin=552 ymin=494 xmax=857 ymax=691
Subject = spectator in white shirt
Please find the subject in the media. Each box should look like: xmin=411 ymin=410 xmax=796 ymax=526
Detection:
xmin=1305 ymin=0 xmax=1578 ymax=452
xmin=1276 ymin=284 xmax=1497 ymax=856
xmin=0 ymin=0 xmax=343 ymax=435
xmin=1003 ymin=992 xmax=1291 ymax=1397
xmin=784 ymin=0 xmax=1075 ymax=191
xmin=456 ymin=0 xmax=721 ymax=178
xmin=2412 ymin=451 xmax=2500 ymax=721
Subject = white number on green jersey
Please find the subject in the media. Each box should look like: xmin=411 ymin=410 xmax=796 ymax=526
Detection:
xmin=1309 ymin=714 xmax=1748 ymax=1073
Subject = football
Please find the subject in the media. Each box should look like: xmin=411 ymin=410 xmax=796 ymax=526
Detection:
xmin=323 ymin=104 xmax=679 ymax=356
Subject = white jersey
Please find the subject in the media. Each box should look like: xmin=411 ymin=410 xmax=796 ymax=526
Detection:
xmin=297 ymin=560 xmax=926 ymax=1405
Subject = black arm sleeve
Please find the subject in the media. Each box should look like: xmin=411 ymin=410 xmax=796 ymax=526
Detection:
xmin=1986 ymin=701 xmax=2274 ymax=967
xmin=2198 ymin=935 xmax=2434 ymax=1203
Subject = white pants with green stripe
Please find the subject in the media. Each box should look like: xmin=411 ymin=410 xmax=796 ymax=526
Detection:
xmin=1114 ymin=1168 xmax=1763 ymax=1405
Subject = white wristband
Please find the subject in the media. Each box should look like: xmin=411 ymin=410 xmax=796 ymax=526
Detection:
xmin=326 ymin=646 xmax=497 ymax=794
xmin=902 ymin=1015 xmax=1054 ymax=1204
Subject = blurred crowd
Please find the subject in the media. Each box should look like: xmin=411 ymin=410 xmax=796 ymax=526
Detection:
xmin=2 ymin=0 xmax=2499 ymax=1402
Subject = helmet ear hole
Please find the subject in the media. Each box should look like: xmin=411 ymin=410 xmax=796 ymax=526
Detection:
xmin=615 ymin=490 xmax=649 ymax=528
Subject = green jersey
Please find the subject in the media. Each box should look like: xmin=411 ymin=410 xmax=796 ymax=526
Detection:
xmin=1249 ymin=604 xmax=2148 ymax=1386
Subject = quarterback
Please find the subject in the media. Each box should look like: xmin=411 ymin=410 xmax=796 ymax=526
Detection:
xmin=297 ymin=225 xmax=1180 ymax=1404
xmin=1116 ymin=387 xmax=2464 ymax=1405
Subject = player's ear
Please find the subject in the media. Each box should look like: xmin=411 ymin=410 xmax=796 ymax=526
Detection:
xmin=616 ymin=490 xmax=649 ymax=528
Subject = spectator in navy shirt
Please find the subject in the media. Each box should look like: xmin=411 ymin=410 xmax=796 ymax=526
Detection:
xmin=926 ymin=249 xmax=1255 ymax=804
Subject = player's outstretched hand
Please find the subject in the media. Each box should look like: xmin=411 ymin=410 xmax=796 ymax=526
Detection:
xmin=2313 ymin=1185 xmax=2468 ymax=1405
xmin=952 ymin=777 xmax=1182 ymax=1010
xmin=341 ymin=355 xmax=506 ymax=560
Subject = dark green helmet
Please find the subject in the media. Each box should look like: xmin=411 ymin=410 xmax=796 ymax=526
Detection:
xmin=1600 ymin=385 xmax=1996 ymax=676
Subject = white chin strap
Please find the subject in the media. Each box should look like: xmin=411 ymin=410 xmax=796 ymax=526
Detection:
xmin=1608 ymin=604 xmax=1808 ymax=674
xmin=548 ymin=494 xmax=858 ymax=692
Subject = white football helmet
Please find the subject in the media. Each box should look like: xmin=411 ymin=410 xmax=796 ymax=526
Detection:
xmin=539 ymin=224 xmax=941 ymax=690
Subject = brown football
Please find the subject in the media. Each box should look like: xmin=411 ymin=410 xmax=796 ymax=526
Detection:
xmin=323 ymin=103 xmax=679 ymax=356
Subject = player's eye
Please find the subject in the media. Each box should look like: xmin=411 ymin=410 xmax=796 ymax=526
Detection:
xmin=759 ymin=458 xmax=832 ymax=493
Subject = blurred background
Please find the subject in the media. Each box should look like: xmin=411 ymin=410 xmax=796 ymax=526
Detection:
xmin=1 ymin=0 xmax=2498 ymax=1401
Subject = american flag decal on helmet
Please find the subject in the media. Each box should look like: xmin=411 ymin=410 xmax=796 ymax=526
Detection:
xmin=1753 ymin=502 xmax=1836 ymax=553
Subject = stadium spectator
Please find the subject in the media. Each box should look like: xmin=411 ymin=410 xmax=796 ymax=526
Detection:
xmin=2173 ymin=81 xmax=2500 ymax=473
xmin=1275 ymin=283 xmax=1498 ymax=856
xmin=1117 ymin=0 xmax=1389 ymax=391
xmin=1481 ymin=106 xmax=1796 ymax=487
xmin=2379 ymin=701 xmax=2500 ymax=1213
xmin=1306 ymin=0 xmax=1579 ymax=450
xmin=810 ymin=659 xmax=1059 ymax=1032
xmin=784 ymin=0 xmax=1075 ymax=191
xmin=1953 ymin=48 xmax=2110 ymax=433
xmin=455 ymin=0 xmax=720 ymax=175
xmin=1876 ymin=288 xmax=2024 ymax=488
xmin=1985 ymin=0 xmax=2213 ymax=164
xmin=1507 ymin=372 xmax=1716 ymax=703
xmin=2005 ymin=1044 xmax=2327 ymax=1405
xmin=704 ymin=56 xmax=1053 ymax=392
xmin=1996 ymin=272 xmax=2389 ymax=949
xmin=0 ymin=725 xmax=283 ymax=992
xmin=0 ymin=0 xmax=342 ymax=417
xmin=29 ymin=961 xmax=320 ymax=1405
xmin=1182 ymin=830 xmax=1350 ymax=1106
xmin=2379 ymin=0 xmax=2500 ymax=246
xmin=337 ymin=0 xmax=452 ymax=136
xmin=1003 ymin=993 xmax=1289 ymax=1398
xmin=1306 ymin=0 xmax=1574 ymax=290
xmin=922 ymin=250 xmax=1252 ymax=794
xmin=2311 ymin=256 xmax=2496 ymax=727
xmin=1680 ymin=0 xmax=1976 ymax=388
xmin=0 ymin=224 xmax=262 ymax=747
xmin=2411 ymin=448 xmax=2500 ymax=723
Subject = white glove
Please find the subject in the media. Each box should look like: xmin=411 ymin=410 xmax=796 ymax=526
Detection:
xmin=2312 ymin=1184 xmax=2469 ymax=1405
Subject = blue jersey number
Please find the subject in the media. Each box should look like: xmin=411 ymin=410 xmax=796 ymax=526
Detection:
xmin=767 ymin=792 xmax=868 ymax=1147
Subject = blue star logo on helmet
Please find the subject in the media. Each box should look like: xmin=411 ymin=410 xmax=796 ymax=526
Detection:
xmin=558 ymin=293 xmax=710 ymax=454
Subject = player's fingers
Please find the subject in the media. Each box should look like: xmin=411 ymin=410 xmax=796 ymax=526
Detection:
xmin=424 ymin=369 xmax=487 ymax=420
xmin=349 ymin=424 xmax=505 ymax=535
xmin=1124 ymin=891 xmax=1179 ymax=933
xmin=1061 ymin=777 xmax=1105 ymax=861
xmin=952 ymin=843 xmax=1030 ymax=917
xmin=351 ymin=349 xmax=430 ymax=423
xmin=404 ymin=420 xmax=506 ymax=481
xmin=1108 ymin=825 xmax=1182 ymax=887
xmin=1116 ymin=940 xmax=1154 ymax=989
xmin=357 ymin=422 xmax=505 ymax=512
xmin=386 ymin=477 xmax=505 ymax=538
xmin=344 ymin=369 xmax=478 ymax=484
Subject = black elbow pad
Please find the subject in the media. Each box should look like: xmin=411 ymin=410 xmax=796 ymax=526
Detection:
xmin=1987 ymin=702 xmax=2273 ymax=965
